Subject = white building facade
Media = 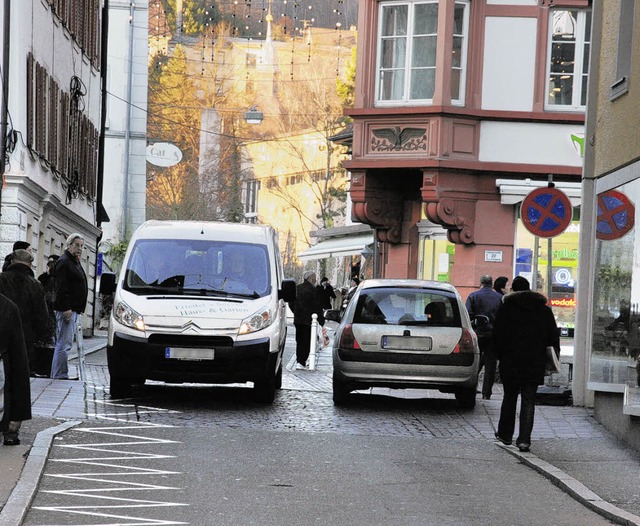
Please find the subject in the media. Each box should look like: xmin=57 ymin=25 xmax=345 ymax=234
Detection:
xmin=0 ymin=0 xmax=105 ymax=330
xmin=101 ymin=0 xmax=148 ymax=247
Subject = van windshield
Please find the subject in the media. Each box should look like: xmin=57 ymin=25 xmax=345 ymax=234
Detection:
xmin=122 ymin=239 xmax=271 ymax=298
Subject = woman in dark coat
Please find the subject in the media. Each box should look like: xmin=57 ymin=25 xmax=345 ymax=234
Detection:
xmin=492 ymin=276 xmax=560 ymax=452
xmin=0 ymin=293 xmax=32 ymax=445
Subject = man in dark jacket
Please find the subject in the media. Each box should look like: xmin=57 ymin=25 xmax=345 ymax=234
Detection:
xmin=51 ymin=233 xmax=88 ymax=380
xmin=0 ymin=249 xmax=49 ymax=374
xmin=492 ymin=276 xmax=560 ymax=452
xmin=2 ymin=240 xmax=30 ymax=271
xmin=0 ymin=293 xmax=32 ymax=445
xmin=293 ymin=271 xmax=324 ymax=370
xmin=465 ymin=275 xmax=503 ymax=400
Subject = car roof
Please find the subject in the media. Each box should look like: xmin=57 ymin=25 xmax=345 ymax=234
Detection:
xmin=131 ymin=220 xmax=274 ymax=243
xmin=358 ymin=279 xmax=459 ymax=295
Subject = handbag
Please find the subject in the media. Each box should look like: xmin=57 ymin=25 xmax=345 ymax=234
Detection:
xmin=545 ymin=346 xmax=561 ymax=375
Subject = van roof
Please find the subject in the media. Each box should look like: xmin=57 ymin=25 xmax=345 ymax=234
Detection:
xmin=132 ymin=220 xmax=274 ymax=243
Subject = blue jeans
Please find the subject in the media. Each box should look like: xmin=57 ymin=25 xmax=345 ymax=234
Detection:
xmin=51 ymin=311 xmax=77 ymax=379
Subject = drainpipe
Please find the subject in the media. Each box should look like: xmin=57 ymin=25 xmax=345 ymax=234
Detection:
xmin=96 ymin=0 xmax=109 ymax=230
xmin=121 ymin=1 xmax=135 ymax=239
xmin=92 ymin=0 xmax=110 ymax=335
xmin=0 ymin=0 xmax=11 ymax=219
xmin=573 ymin=3 xmax=603 ymax=408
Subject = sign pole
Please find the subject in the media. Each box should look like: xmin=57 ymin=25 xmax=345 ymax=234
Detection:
xmin=547 ymin=174 xmax=554 ymax=301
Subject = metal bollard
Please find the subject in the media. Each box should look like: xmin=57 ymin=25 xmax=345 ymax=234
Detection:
xmin=76 ymin=314 xmax=86 ymax=382
xmin=308 ymin=313 xmax=319 ymax=371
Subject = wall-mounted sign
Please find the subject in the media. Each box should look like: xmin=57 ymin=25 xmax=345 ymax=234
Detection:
xmin=484 ymin=250 xmax=503 ymax=262
xmin=596 ymin=190 xmax=635 ymax=241
xmin=146 ymin=142 xmax=183 ymax=167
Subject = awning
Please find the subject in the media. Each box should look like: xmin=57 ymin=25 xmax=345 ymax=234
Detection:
xmin=298 ymin=233 xmax=374 ymax=261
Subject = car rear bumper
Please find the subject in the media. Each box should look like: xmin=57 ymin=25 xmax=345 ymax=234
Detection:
xmin=108 ymin=331 xmax=278 ymax=384
xmin=333 ymin=348 xmax=479 ymax=391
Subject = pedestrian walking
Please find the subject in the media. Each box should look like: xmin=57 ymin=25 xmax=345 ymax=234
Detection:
xmin=51 ymin=234 xmax=88 ymax=380
xmin=493 ymin=276 xmax=509 ymax=296
xmin=465 ymin=275 xmax=502 ymax=400
xmin=0 ymin=249 xmax=49 ymax=374
xmin=293 ymin=270 xmax=324 ymax=370
xmin=2 ymin=241 xmax=31 ymax=271
xmin=318 ymin=276 xmax=336 ymax=309
xmin=0 ymin=293 xmax=32 ymax=445
xmin=493 ymin=276 xmax=560 ymax=452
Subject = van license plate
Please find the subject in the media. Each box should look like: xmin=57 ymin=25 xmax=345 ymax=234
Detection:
xmin=165 ymin=347 xmax=215 ymax=360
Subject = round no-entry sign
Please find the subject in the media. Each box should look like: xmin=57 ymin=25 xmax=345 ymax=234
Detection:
xmin=521 ymin=187 xmax=573 ymax=238
xmin=597 ymin=190 xmax=635 ymax=240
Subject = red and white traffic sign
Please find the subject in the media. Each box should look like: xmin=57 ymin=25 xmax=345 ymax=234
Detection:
xmin=596 ymin=190 xmax=635 ymax=241
xmin=521 ymin=187 xmax=573 ymax=238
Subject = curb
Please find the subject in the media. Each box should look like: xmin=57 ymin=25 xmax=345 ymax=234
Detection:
xmin=0 ymin=421 xmax=81 ymax=526
xmin=498 ymin=443 xmax=640 ymax=526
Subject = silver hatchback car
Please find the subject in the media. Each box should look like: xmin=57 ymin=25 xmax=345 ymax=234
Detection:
xmin=327 ymin=279 xmax=480 ymax=408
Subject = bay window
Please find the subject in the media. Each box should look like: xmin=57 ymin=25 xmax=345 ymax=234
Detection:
xmin=546 ymin=9 xmax=592 ymax=110
xmin=376 ymin=1 xmax=469 ymax=106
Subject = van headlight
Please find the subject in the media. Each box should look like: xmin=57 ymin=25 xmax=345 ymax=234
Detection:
xmin=113 ymin=299 xmax=145 ymax=331
xmin=238 ymin=308 xmax=273 ymax=335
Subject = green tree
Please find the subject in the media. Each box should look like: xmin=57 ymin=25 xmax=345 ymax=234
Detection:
xmin=336 ymin=45 xmax=356 ymax=108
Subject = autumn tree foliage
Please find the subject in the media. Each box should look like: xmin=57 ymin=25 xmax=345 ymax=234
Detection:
xmin=147 ymin=45 xmax=204 ymax=220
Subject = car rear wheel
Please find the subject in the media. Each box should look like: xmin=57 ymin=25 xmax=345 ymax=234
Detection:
xmin=455 ymin=387 xmax=477 ymax=409
xmin=332 ymin=374 xmax=351 ymax=405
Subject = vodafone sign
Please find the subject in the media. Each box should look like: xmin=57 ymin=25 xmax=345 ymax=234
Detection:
xmin=146 ymin=142 xmax=183 ymax=167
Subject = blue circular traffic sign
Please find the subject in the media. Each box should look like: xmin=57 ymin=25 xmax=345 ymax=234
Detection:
xmin=521 ymin=187 xmax=573 ymax=238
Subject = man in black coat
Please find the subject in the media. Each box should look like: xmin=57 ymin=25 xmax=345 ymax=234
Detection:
xmin=293 ymin=271 xmax=325 ymax=370
xmin=0 ymin=293 xmax=32 ymax=445
xmin=0 ymin=249 xmax=49 ymax=374
xmin=466 ymin=275 xmax=503 ymax=400
xmin=2 ymin=240 xmax=30 ymax=271
xmin=492 ymin=276 xmax=560 ymax=452
xmin=51 ymin=233 xmax=88 ymax=380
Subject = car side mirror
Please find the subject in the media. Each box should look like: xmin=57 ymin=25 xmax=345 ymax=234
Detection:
xmin=279 ymin=279 xmax=296 ymax=304
xmin=99 ymin=272 xmax=116 ymax=295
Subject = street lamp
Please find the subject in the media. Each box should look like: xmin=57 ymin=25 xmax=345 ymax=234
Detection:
xmin=244 ymin=106 xmax=263 ymax=125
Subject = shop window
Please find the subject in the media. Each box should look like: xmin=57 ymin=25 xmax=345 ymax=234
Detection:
xmin=589 ymin=181 xmax=640 ymax=389
xmin=376 ymin=1 xmax=469 ymax=105
xmin=420 ymin=238 xmax=454 ymax=282
xmin=546 ymin=9 xmax=591 ymax=110
xmin=515 ymin=206 xmax=580 ymax=330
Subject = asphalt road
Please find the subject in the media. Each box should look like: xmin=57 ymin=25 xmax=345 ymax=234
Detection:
xmin=20 ymin=341 xmax=616 ymax=526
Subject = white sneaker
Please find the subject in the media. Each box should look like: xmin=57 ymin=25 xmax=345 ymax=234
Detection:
xmin=296 ymin=363 xmax=308 ymax=370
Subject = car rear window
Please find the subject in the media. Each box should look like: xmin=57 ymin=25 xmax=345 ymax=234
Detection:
xmin=353 ymin=287 xmax=461 ymax=327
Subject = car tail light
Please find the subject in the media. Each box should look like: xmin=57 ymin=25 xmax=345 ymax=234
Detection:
xmin=452 ymin=328 xmax=475 ymax=354
xmin=339 ymin=324 xmax=361 ymax=350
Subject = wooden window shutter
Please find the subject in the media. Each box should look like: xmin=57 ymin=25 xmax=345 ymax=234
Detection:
xmin=59 ymin=92 xmax=69 ymax=178
xmin=26 ymin=54 xmax=34 ymax=149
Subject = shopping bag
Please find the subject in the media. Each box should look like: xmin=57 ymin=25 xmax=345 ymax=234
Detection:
xmin=545 ymin=346 xmax=561 ymax=375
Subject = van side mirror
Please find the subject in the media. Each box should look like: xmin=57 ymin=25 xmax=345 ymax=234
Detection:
xmin=99 ymin=272 xmax=116 ymax=295
xmin=279 ymin=279 xmax=296 ymax=304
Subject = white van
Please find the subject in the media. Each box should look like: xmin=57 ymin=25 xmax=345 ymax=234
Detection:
xmin=100 ymin=220 xmax=296 ymax=402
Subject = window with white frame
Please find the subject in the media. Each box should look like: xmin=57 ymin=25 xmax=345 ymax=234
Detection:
xmin=376 ymin=1 xmax=469 ymax=106
xmin=546 ymin=9 xmax=592 ymax=110
xmin=243 ymin=179 xmax=260 ymax=222
xmin=451 ymin=1 xmax=469 ymax=105
xmin=377 ymin=1 xmax=439 ymax=104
